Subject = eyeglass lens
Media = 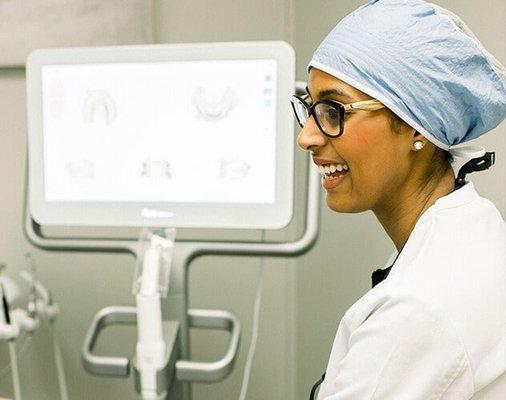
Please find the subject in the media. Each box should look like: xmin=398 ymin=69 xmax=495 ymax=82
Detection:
xmin=292 ymin=98 xmax=309 ymax=126
xmin=315 ymin=103 xmax=341 ymax=136
xmin=292 ymin=97 xmax=342 ymax=137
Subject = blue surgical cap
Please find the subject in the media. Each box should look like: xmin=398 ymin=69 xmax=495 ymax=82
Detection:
xmin=309 ymin=0 xmax=506 ymax=154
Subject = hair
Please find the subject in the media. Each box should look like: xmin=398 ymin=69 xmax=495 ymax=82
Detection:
xmin=387 ymin=111 xmax=454 ymax=167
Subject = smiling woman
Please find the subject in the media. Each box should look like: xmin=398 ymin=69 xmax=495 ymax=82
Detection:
xmin=292 ymin=1 xmax=506 ymax=399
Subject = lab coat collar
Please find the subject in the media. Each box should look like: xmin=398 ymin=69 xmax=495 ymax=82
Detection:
xmin=429 ymin=181 xmax=479 ymax=212
xmin=380 ymin=181 xmax=479 ymax=279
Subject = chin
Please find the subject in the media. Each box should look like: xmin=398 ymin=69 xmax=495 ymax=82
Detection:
xmin=326 ymin=194 xmax=366 ymax=213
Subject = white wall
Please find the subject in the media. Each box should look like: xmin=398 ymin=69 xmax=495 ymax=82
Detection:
xmin=0 ymin=1 xmax=504 ymax=399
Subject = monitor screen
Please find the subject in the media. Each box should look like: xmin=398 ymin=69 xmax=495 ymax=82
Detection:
xmin=42 ymin=60 xmax=277 ymax=204
xmin=27 ymin=42 xmax=294 ymax=229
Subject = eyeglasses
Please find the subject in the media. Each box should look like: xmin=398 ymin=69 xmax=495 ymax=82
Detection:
xmin=290 ymin=95 xmax=385 ymax=138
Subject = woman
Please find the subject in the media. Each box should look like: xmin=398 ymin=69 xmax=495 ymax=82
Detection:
xmin=292 ymin=1 xmax=506 ymax=399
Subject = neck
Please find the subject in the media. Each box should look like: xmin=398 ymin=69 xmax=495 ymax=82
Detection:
xmin=373 ymin=166 xmax=456 ymax=251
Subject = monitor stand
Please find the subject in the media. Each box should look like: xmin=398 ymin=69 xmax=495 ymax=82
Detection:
xmin=23 ymin=82 xmax=319 ymax=400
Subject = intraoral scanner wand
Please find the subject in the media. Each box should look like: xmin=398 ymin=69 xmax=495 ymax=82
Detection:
xmin=135 ymin=232 xmax=174 ymax=400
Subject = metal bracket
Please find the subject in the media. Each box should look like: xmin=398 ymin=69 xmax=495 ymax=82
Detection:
xmin=82 ymin=307 xmax=241 ymax=386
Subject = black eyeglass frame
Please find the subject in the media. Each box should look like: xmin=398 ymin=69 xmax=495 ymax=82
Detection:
xmin=290 ymin=94 xmax=385 ymax=138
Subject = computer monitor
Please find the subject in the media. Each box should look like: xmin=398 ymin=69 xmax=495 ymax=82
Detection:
xmin=26 ymin=41 xmax=295 ymax=229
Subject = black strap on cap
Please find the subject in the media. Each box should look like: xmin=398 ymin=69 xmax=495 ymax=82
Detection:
xmin=455 ymin=152 xmax=495 ymax=190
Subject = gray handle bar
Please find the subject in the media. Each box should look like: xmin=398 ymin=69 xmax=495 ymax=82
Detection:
xmin=81 ymin=306 xmax=137 ymax=377
xmin=81 ymin=306 xmax=240 ymax=382
xmin=176 ymin=308 xmax=240 ymax=382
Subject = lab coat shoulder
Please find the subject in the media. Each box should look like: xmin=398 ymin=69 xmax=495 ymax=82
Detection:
xmin=392 ymin=191 xmax=506 ymax=391
xmin=321 ymin=289 xmax=474 ymax=399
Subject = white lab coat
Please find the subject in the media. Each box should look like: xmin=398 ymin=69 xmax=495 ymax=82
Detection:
xmin=317 ymin=182 xmax=506 ymax=399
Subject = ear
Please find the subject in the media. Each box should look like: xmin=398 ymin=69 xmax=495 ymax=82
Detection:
xmin=410 ymin=131 xmax=432 ymax=153
xmin=411 ymin=129 xmax=427 ymax=145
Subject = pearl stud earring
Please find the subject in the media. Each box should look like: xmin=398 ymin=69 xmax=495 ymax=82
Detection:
xmin=413 ymin=140 xmax=425 ymax=151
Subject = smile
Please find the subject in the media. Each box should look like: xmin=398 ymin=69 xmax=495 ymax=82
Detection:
xmin=317 ymin=163 xmax=349 ymax=190
xmin=317 ymin=162 xmax=348 ymax=177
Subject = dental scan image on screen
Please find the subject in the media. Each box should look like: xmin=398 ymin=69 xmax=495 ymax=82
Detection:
xmin=41 ymin=60 xmax=277 ymax=204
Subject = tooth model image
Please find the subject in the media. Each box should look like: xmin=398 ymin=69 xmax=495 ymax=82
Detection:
xmin=82 ymin=89 xmax=117 ymax=125
xmin=191 ymin=86 xmax=237 ymax=120
xmin=141 ymin=160 xmax=172 ymax=179
xmin=66 ymin=160 xmax=95 ymax=180
xmin=219 ymin=160 xmax=251 ymax=180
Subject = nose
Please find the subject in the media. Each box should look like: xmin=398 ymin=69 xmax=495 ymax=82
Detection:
xmin=296 ymin=117 xmax=327 ymax=152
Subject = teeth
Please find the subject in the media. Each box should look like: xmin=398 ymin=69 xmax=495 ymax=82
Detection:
xmin=316 ymin=162 xmax=349 ymax=177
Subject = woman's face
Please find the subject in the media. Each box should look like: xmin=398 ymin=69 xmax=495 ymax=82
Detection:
xmin=297 ymin=68 xmax=415 ymax=213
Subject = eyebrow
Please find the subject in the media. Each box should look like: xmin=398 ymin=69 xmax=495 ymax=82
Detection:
xmin=305 ymin=85 xmax=353 ymax=101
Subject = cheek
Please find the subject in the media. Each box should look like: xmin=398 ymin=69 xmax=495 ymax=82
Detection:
xmin=345 ymin=118 xmax=389 ymax=179
xmin=328 ymin=117 xmax=402 ymax=210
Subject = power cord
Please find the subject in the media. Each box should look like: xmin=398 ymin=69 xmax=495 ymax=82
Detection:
xmin=238 ymin=230 xmax=266 ymax=400
xmin=0 ymin=334 xmax=32 ymax=380
xmin=8 ymin=341 xmax=21 ymax=400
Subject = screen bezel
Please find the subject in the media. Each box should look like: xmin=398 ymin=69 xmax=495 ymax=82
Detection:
xmin=27 ymin=41 xmax=295 ymax=229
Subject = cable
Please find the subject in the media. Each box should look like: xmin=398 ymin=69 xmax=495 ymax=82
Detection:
xmin=8 ymin=341 xmax=22 ymax=400
xmin=238 ymin=230 xmax=266 ymax=400
xmin=50 ymin=320 xmax=69 ymax=400
xmin=0 ymin=334 xmax=32 ymax=380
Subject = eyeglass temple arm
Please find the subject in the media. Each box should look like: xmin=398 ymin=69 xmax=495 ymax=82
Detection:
xmin=293 ymin=82 xmax=384 ymax=112
xmin=345 ymin=100 xmax=385 ymax=111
